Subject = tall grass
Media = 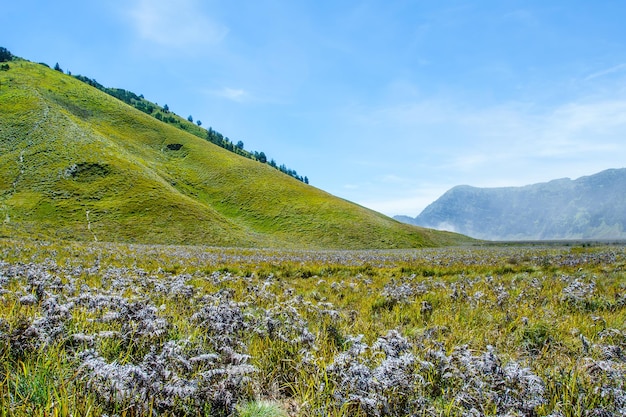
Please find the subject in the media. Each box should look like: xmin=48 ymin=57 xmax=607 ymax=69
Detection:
xmin=0 ymin=239 xmax=624 ymax=415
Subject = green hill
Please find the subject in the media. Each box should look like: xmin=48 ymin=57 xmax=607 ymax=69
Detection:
xmin=0 ymin=59 xmax=470 ymax=248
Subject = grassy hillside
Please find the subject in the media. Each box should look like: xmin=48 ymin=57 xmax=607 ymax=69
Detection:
xmin=0 ymin=60 xmax=470 ymax=248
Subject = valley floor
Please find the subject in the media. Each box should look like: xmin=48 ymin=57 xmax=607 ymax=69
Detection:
xmin=0 ymin=239 xmax=625 ymax=416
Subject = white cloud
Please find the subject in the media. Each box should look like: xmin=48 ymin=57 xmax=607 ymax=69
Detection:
xmin=545 ymin=99 xmax=626 ymax=138
xmin=585 ymin=63 xmax=626 ymax=81
xmin=382 ymin=174 xmax=410 ymax=183
xmin=205 ymin=86 xmax=288 ymax=105
xmin=127 ymin=0 xmax=228 ymax=50
xmin=384 ymin=96 xmax=626 ymax=167
xmin=211 ymin=87 xmax=249 ymax=102
xmin=446 ymin=153 xmax=491 ymax=171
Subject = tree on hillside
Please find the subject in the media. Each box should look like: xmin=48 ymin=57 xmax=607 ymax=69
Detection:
xmin=163 ymin=104 xmax=169 ymax=113
xmin=54 ymin=62 xmax=63 ymax=73
xmin=236 ymin=141 xmax=244 ymax=150
xmin=258 ymin=152 xmax=267 ymax=163
xmin=0 ymin=47 xmax=13 ymax=62
xmin=196 ymin=120 xmax=202 ymax=126
xmin=187 ymin=115 xmax=193 ymax=123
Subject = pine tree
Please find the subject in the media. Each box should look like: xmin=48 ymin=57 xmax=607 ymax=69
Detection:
xmin=0 ymin=47 xmax=13 ymax=62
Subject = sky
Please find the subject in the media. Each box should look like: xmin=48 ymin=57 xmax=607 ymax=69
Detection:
xmin=2 ymin=1 xmax=626 ymax=217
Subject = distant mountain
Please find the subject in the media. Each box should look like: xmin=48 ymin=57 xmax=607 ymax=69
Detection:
xmin=395 ymin=169 xmax=626 ymax=240
xmin=0 ymin=56 xmax=471 ymax=248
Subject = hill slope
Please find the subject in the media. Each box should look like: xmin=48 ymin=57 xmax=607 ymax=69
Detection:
xmin=396 ymin=169 xmax=626 ymax=240
xmin=0 ymin=60 xmax=469 ymax=248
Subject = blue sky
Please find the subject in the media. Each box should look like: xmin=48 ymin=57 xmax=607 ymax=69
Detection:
xmin=3 ymin=1 xmax=626 ymax=216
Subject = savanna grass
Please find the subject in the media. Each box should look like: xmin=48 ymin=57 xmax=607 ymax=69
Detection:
xmin=0 ymin=238 xmax=624 ymax=416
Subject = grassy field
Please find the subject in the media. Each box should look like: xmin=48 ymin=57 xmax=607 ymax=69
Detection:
xmin=0 ymin=238 xmax=624 ymax=416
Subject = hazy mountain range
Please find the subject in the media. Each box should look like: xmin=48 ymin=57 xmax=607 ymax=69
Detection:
xmin=395 ymin=169 xmax=626 ymax=241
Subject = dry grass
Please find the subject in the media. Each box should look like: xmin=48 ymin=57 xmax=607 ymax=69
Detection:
xmin=0 ymin=239 xmax=624 ymax=416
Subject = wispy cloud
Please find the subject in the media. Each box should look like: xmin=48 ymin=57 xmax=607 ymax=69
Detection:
xmin=382 ymin=174 xmax=410 ymax=183
xmin=204 ymin=85 xmax=290 ymax=105
xmin=536 ymin=100 xmax=626 ymax=156
xmin=210 ymin=87 xmax=250 ymax=102
xmin=372 ymin=94 xmax=626 ymax=165
xmin=126 ymin=0 xmax=228 ymax=50
xmin=585 ymin=63 xmax=626 ymax=81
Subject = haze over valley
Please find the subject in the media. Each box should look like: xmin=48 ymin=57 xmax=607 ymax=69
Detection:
xmin=396 ymin=168 xmax=626 ymax=241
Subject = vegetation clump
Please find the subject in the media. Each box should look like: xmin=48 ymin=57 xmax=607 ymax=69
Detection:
xmin=166 ymin=143 xmax=183 ymax=151
xmin=64 ymin=162 xmax=111 ymax=181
